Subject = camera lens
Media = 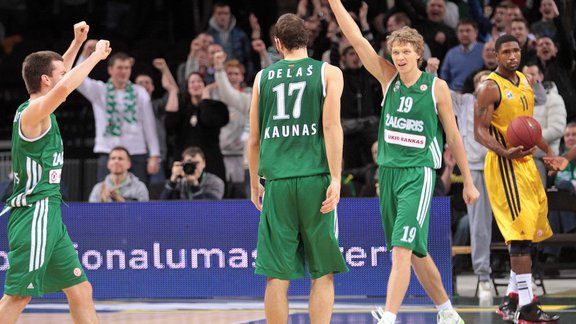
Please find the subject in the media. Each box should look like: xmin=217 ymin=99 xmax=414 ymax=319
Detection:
xmin=183 ymin=161 xmax=197 ymax=175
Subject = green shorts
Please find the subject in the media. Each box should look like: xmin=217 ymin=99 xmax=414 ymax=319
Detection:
xmin=255 ymin=174 xmax=349 ymax=280
xmin=378 ymin=167 xmax=435 ymax=258
xmin=4 ymin=198 xmax=87 ymax=296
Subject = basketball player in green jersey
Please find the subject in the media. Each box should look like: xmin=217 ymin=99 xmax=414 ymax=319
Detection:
xmin=329 ymin=1 xmax=479 ymax=323
xmin=247 ymin=13 xmax=349 ymax=323
xmin=0 ymin=22 xmax=111 ymax=323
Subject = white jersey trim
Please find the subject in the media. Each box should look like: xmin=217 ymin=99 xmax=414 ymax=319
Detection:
xmin=321 ymin=62 xmax=327 ymax=98
xmin=18 ymin=110 xmax=52 ymax=142
xmin=431 ymin=76 xmax=438 ymax=115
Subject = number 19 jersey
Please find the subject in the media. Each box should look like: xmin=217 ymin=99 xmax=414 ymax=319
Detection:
xmin=377 ymin=72 xmax=443 ymax=169
xmin=257 ymin=58 xmax=329 ymax=180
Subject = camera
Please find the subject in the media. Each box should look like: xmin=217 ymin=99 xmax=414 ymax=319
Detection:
xmin=182 ymin=161 xmax=198 ymax=175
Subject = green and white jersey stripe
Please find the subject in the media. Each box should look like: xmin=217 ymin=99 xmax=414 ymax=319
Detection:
xmin=29 ymin=198 xmax=49 ymax=272
xmin=6 ymin=101 xmax=64 ymax=208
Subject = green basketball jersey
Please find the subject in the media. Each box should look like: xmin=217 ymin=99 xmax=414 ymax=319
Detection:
xmin=377 ymin=72 xmax=443 ymax=169
xmin=257 ymin=58 xmax=329 ymax=180
xmin=6 ymin=101 xmax=64 ymax=207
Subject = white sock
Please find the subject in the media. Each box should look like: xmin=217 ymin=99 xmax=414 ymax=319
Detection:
xmin=516 ymin=273 xmax=534 ymax=307
xmin=506 ymin=270 xmax=518 ymax=296
xmin=436 ymin=299 xmax=453 ymax=312
xmin=382 ymin=311 xmax=396 ymax=323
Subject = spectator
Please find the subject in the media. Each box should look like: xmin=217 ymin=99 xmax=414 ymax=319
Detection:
xmin=510 ymin=18 xmax=536 ymax=69
xmin=440 ymin=19 xmax=484 ymax=92
xmin=540 ymin=122 xmax=576 ymax=267
xmin=343 ymin=141 xmax=379 ymax=197
xmin=77 ymin=42 xmax=161 ymax=184
xmin=450 ymin=70 xmax=493 ymax=303
xmin=160 ymin=146 xmax=224 ymax=200
xmin=339 ymin=45 xmax=382 ymax=169
xmin=461 ymin=40 xmax=497 ymax=94
xmin=536 ymin=35 xmax=576 ymax=122
xmin=165 ymin=72 xmax=229 ymax=182
xmin=89 ymin=147 xmax=149 ymax=202
xmin=531 ymin=0 xmax=559 ymax=39
xmin=207 ymin=1 xmax=254 ymax=79
xmin=135 ymin=58 xmax=180 ymax=181
xmin=176 ymin=32 xmax=214 ymax=91
xmin=413 ymin=0 xmax=458 ymax=62
xmin=212 ymin=52 xmax=251 ymax=198
xmin=522 ymin=62 xmax=566 ymax=186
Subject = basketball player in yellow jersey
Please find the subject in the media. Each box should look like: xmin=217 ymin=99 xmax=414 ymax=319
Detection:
xmin=475 ymin=34 xmax=559 ymax=323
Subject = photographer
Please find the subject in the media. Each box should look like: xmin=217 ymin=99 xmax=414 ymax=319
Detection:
xmin=160 ymin=146 xmax=225 ymax=200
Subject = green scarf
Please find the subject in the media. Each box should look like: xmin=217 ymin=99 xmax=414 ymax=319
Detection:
xmin=105 ymin=79 xmax=137 ymax=137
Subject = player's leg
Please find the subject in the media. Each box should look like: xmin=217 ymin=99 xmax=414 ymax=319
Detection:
xmin=382 ymin=167 xmax=433 ymax=317
xmin=309 ymin=273 xmax=334 ymax=324
xmin=255 ymin=178 xmax=305 ymax=323
xmin=264 ymin=278 xmax=290 ymax=323
xmin=42 ymin=202 xmax=97 ymax=323
xmin=62 ymin=281 xmax=98 ymax=324
xmin=0 ymin=201 xmax=51 ymax=321
xmin=0 ymin=295 xmax=33 ymax=324
xmin=297 ymin=175 xmax=348 ymax=323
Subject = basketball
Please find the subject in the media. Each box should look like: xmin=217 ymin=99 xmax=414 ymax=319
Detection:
xmin=506 ymin=116 xmax=542 ymax=149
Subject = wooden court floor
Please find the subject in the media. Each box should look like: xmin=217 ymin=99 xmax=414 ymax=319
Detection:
xmin=15 ymin=303 xmax=576 ymax=324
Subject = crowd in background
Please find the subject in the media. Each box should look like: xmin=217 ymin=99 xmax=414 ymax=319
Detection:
xmin=0 ymin=0 xmax=574 ymax=198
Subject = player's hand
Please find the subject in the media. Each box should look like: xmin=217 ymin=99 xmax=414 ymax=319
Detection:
xmin=73 ymin=21 xmax=89 ymax=44
xmin=505 ymin=146 xmax=535 ymax=160
xmin=543 ymin=156 xmax=569 ymax=171
xmin=250 ymin=183 xmax=265 ymax=211
xmin=94 ymin=40 xmax=112 ymax=60
xmin=321 ymin=180 xmax=340 ymax=214
xmin=462 ymin=183 xmax=480 ymax=205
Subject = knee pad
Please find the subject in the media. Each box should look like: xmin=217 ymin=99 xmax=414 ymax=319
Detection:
xmin=509 ymin=240 xmax=532 ymax=256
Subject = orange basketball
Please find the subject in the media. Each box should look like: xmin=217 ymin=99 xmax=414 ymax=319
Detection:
xmin=506 ymin=116 xmax=542 ymax=149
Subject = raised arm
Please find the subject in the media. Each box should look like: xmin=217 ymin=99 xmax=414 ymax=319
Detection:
xmin=321 ymin=64 xmax=344 ymax=213
xmin=21 ymin=40 xmax=112 ymax=139
xmin=248 ymin=71 xmax=263 ymax=211
xmin=327 ymin=0 xmax=396 ymax=84
xmin=435 ymin=79 xmax=479 ymax=204
xmin=153 ymin=58 xmax=179 ymax=112
xmin=62 ymin=21 xmax=89 ymax=71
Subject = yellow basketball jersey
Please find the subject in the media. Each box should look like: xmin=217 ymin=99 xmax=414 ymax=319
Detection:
xmin=484 ymin=71 xmax=552 ymax=244
xmin=486 ymin=71 xmax=534 ymax=148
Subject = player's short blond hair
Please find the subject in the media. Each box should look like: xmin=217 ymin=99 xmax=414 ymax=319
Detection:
xmin=386 ymin=26 xmax=425 ymax=66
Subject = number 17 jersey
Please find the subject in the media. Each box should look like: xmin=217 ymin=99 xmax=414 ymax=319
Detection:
xmin=257 ymin=58 xmax=329 ymax=180
xmin=377 ymin=72 xmax=443 ymax=169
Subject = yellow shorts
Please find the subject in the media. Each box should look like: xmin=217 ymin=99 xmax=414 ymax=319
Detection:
xmin=484 ymin=152 xmax=553 ymax=244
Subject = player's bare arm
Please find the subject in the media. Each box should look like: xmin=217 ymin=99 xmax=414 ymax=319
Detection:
xmin=327 ymin=0 xmax=395 ymax=84
xmin=320 ymin=64 xmax=344 ymax=214
xmin=247 ymin=71 xmax=264 ymax=211
xmin=435 ymin=79 xmax=479 ymax=204
xmin=474 ymin=80 xmax=533 ymax=159
xmin=21 ymin=40 xmax=112 ymax=139
xmin=62 ymin=21 xmax=89 ymax=71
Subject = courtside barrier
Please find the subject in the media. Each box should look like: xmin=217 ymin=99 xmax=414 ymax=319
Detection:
xmin=0 ymin=198 xmax=452 ymax=299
